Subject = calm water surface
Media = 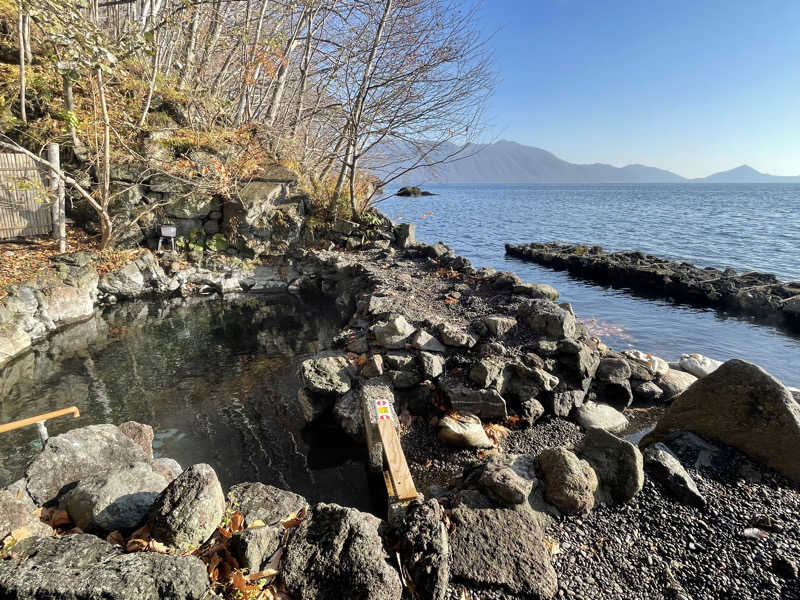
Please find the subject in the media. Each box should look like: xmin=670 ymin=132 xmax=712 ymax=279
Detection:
xmin=384 ymin=183 xmax=800 ymax=386
xmin=0 ymin=296 xmax=382 ymax=512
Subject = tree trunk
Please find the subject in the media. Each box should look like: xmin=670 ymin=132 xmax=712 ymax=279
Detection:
xmin=17 ymin=4 xmax=26 ymax=123
xmin=95 ymin=68 xmax=113 ymax=249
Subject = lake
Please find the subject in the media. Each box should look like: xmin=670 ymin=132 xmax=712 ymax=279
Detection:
xmin=383 ymin=183 xmax=800 ymax=386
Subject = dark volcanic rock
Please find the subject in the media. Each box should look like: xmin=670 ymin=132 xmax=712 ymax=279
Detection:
xmin=394 ymin=499 xmax=449 ymax=600
xmin=642 ymin=442 xmax=706 ymax=508
xmin=449 ymin=506 xmax=557 ymax=599
xmin=25 ymin=424 xmax=149 ymax=505
xmin=0 ymin=534 xmax=210 ymax=599
xmin=580 ymin=427 xmax=644 ymax=505
xmin=0 ymin=489 xmax=50 ymax=540
xmin=642 ymin=359 xmax=800 ymax=483
xmin=64 ymin=461 xmax=168 ymax=532
xmin=281 ymin=503 xmax=402 ymax=600
xmin=226 ymin=482 xmax=308 ymax=526
xmin=148 ymin=464 xmax=225 ymax=549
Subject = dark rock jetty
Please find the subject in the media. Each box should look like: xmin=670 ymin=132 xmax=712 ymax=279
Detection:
xmin=505 ymin=242 xmax=800 ymax=332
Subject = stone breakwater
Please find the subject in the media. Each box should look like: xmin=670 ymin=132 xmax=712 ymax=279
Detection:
xmin=505 ymin=242 xmax=800 ymax=331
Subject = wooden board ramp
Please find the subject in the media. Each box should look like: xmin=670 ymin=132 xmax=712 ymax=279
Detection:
xmin=361 ymin=387 xmax=419 ymax=515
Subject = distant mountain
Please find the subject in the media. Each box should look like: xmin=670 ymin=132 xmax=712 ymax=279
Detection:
xmin=385 ymin=140 xmax=686 ymax=184
xmin=691 ymin=164 xmax=800 ymax=183
xmin=379 ymin=140 xmax=800 ymax=185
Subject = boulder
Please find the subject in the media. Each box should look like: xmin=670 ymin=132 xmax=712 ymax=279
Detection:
xmin=641 ymin=359 xmax=800 ymax=483
xmin=580 ymin=427 xmax=643 ymax=504
xmin=151 ymin=458 xmax=183 ymax=482
xmin=655 ymin=368 xmax=698 ymax=400
xmin=25 ymin=424 xmax=149 ymax=505
xmin=642 ymin=443 xmax=705 ymax=508
xmin=64 ymin=462 xmax=168 ymax=532
xmin=596 ymin=357 xmax=632 ymax=384
xmin=281 ymin=503 xmax=403 ymax=600
xmin=439 ymin=380 xmax=508 ymax=421
xmin=98 ymin=250 xmax=172 ymax=299
xmin=410 ymin=329 xmax=446 ymax=353
xmin=393 ymin=223 xmax=416 ymax=248
xmin=148 ymin=463 xmax=225 ymax=549
xmin=333 ymin=392 xmax=364 ymax=442
xmin=393 ymin=499 xmax=449 ymax=600
xmin=449 ymin=506 xmax=557 ymax=599
xmin=574 ymin=401 xmax=629 ymax=433
xmin=300 ymin=351 xmax=352 ymax=395
xmin=469 ymin=356 xmax=506 ymax=389
xmin=632 ymin=380 xmax=664 ymax=402
xmin=384 ymin=351 xmax=416 ymax=370
xmin=0 ymin=489 xmax=50 ymax=541
xmin=361 ymin=354 xmax=384 ymax=378
xmin=0 ymin=534 xmax=210 ymax=599
xmin=230 ymin=525 xmax=283 ymax=572
xmin=419 ymin=351 xmax=445 ymax=379
xmin=226 ymin=482 xmax=307 ymax=526
xmin=437 ymin=324 xmax=477 ymax=348
xmin=518 ymin=299 xmax=576 ymax=338
xmin=593 ymin=379 xmax=634 ymax=411
xmin=372 ymin=315 xmax=415 ymax=349
xmin=118 ymin=421 xmax=154 ymax=460
xmin=678 ymin=353 xmax=723 ymax=378
xmin=538 ymin=447 xmax=598 ymax=514
xmin=512 ymin=282 xmax=560 ymax=300
xmin=477 ymin=455 xmax=534 ymax=506
xmin=483 ymin=316 xmax=517 ymax=338
xmin=437 ymin=414 xmax=493 ymax=449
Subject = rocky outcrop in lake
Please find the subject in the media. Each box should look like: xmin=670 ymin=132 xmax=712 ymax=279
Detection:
xmin=505 ymin=242 xmax=800 ymax=332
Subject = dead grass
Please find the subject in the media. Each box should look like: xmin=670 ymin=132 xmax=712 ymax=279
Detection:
xmin=0 ymin=226 xmax=143 ymax=299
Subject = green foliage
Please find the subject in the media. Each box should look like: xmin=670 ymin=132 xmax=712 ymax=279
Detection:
xmin=206 ymin=233 xmax=228 ymax=252
xmin=175 ymin=228 xmax=205 ymax=253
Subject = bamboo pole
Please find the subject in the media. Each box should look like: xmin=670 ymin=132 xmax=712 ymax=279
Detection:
xmin=0 ymin=406 xmax=80 ymax=435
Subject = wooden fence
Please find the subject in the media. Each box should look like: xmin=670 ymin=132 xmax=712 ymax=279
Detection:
xmin=0 ymin=145 xmax=65 ymax=250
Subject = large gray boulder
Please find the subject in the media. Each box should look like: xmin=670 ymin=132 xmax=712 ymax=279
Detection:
xmin=226 ymin=482 xmax=307 ymax=526
xmin=148 ymin=464 xmax=225 ymax=549
xmin=300 ymin=352 xmax=352 ymax=395
xmin=281 ymin=503 xmax=403 ymax=600
xmin=538 ymin=447 xmax=597 ymax=514
xmin=643 ymin=443 xmax=705 ymax=508
xmin=64 ymin=462 xmax=168 ymax=532
xmin=518 ymin=299 xmax=576 ymax=338
xmin=0 ymin=534 xmax=210 ymax=599
xmin=25 ymin=424 xmax=149 ymax=505
xmin=230 ymin=525 xmax=283 ymax=572
xmin=642 ymin=359 xmax=800 ymax=483
xmin=477 ymin=455 xmax=534 ymax=506
xmin=98 ymin=250 xmax=172 ymax=299
xmin=574 ymin=401 xmax=628 ymax=433
xmin=580 ymin=427 xmax=644 ymax=504
xmin=118 ymin=421 xmax=155 ymax=460
xmin=449 ymin=506 xmax=557 ymax=599
xmin=656 ymin=368 xmax=698 ymax=400
xmin=372 ymin=315 xmax=415 ymax=349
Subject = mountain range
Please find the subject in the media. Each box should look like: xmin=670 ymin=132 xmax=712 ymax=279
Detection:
xmin=385 ymin=140 xmax=800 ymax=184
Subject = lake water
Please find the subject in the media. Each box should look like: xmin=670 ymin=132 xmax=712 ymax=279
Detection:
xmin=383 ymin=183 xmax=800 ymax=387
xmin=0 ymin=296 xmax=382 ymax=512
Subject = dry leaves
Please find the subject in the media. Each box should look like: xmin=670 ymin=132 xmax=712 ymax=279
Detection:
xmin=484 ymin=423 xmax=511 ymax=446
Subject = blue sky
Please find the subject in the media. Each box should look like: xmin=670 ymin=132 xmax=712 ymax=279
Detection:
xmin=477 ymin=1 xmax=800 ymax=177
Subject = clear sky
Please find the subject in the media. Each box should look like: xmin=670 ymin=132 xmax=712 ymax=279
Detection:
xmin=477 ymin=1 xmax=800 ymax=178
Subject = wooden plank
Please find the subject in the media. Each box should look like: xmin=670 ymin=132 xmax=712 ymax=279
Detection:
xmin=376 ymin=419 xmax=418 ymax=502
xmin=0 ymin=406 xmax=80 ymax=435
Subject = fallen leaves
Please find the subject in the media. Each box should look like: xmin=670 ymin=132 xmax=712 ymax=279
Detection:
xmin=484 ymin=423 xmax=511 ymax=446
xmin=40 ymin=507 xmax=72 ymax=529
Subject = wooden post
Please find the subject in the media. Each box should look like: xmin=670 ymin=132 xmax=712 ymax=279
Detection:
xmin=47 ymin=143 xmax=66 ymax=252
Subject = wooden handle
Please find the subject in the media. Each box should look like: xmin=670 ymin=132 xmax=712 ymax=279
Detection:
xmin=0 ymin=406 xmax=80 ymax=435
xmin=377 ymin=419 xmax=418 ymax=502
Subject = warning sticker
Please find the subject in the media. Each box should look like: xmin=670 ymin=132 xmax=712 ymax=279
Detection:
xmin=375 ymin=398 xmax=393 ymax=421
